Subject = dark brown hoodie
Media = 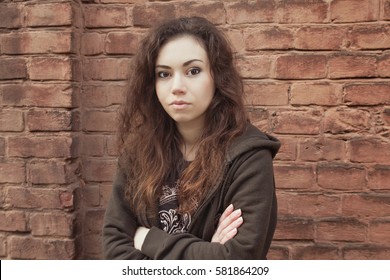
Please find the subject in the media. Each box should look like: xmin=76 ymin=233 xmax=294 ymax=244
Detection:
xmin=103 ymin=123 xmax=280 ymax=259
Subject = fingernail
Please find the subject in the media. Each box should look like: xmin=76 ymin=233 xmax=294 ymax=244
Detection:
xmin=234 ymin=209 xmax=241 ymax=215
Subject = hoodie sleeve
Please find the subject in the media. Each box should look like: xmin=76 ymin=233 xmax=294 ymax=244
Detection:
xmin=141 ymin=148 xmax=277 ymax=259
xmin=102 ymin=167 xmax=150 ymax=260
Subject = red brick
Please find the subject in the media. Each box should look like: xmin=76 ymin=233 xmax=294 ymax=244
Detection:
xmin=0 ymin=211 xmax=27 ymax=232
xmin=0 ymin=187 xmax=4 ymax=208
xmin=84 ymin=110 xmax=117 ymax=132
xmin=244 ymin=83 xmax=289 ymax=106
xmin=385 ymin=0 xmax=390 ymax=19
xmin=225 ymin=29 xmax=245 ymax=53
xmin=245 ymin=27 xmax=294 ymax=50
xmin=317 ymin=163 xmax=366 ymax=191
xmin=0 ymin=235 xmax=6 ymax=257
xmin=83 ymin=184 xmax=100 ymax=207
xmin=85 ymin=209 xmax=105 ymax=234
xmin=328 ymin=55 xmax=377 ymax=79
xmin=330 ymin=0 xmax=379 ymax=22
xmin=28 ymin=161 xmax=70 ymax=184
xmin=30 ymin=212 xmax=74 ymax=237
xmin=324 ymin=108 xmax=371 ymax=134
xmin=383 ymin=107 xmax=390 ymax=126
xmin=348 ymin=138 xmax=390 ymax=164
xmin=290 ymin=83 xmax=341 ymax=106
xmin=271 ymin=109 xmax=322 ymax=135
xmin=349 ymin=25 xmax=390 ymax=50
xmin=343 ymin=245 xmax=390 ymax=260
xmin=267 ymin=246 xmax=289 ymax=260
xmin=26 ymin=3 xmax=72 ymax=27
xmin=60 ymin=191 xmax=74 ymax=209
xmin=133 ymin=3 xmax=175 ymax=27
xmin=9 ymin=236 xmax=76 ymax=259
xmin=0 ymin=4 xmax=22 ymax=28
xmin=0 ymin=138 xmax=5 ymax=156
xmin=106 ymin=32 xmax=141 ymax=55
xmin=82 ymin=135 xmax=105 ymax=156
xmin=226 ymin=0 xmax=275 ymax=24
xmin=83 ymin=233 xmax=102 ymax=257
xmin=0 ymin=110 xmax=24 ymax=132
xmin=274 ymin=218 xmax=314 ymax=240
xmin=292 ymin=245 xmax=339 ymax=260
xmin=84 ymin=5 xmax=130 ymax=28
xmin=277 ymin=0 xmax=329 ymax=23
xmin=27 ymin=109 xmax=72 ymax=132
xmin=175 ymin=2 xmax=226 ymax=25
xmin=275 ymin=55 xmax=327 ymax=79
xmin=278 ymin=192 xmax=341 ymax=217
xmin=369 ymin=220 xmax=390 ymax=243
xmin=274 ymin=164 xmax=315 ymax=190
xmin=0 ymin=58 xmax=27 ymax=80
xmin=274 ymin=137 xmax=297 ymax=161
xmin=82 ymin=84 xmax=125 ymax=108
xmin=106 ymin=135 xmax=119 ymax=156
xmin=99 ymin=184 xmax=113 ymax=208
xmin=369 ymin=166 xmax=390 ymax=190
xmin=317 ymin=218 xmax=366 ymax=242
xmin=344 ymin=83 xmax=390 ymax=105
xmin=247 ymin=108 xmax=269 ymax=132
xmin=82 ymin=33 xmax=104 ymax=55
xmin=29 ymin=57 xmax=73 ymax=81
xmin=298 ymin=138 xmax=346 ymax=162
xmin=295 ymin=26 xmax=348 ymax=50
xmin=8 ymin=136 xmax=73 ymax=158
xmin=5 ymin=187 xmax=65 ymax=209
xmin=342 ymin=194 xmax=390 ymax=217
xmin=0 ymin=162 xmax=25 ymax=183
xmin=1 ymin=32 xmax=73 ymax=54
xmin=101 ymin=0 xmax=144 ymax=3
xmin=378 ymin=54 xmax=390 ymax=77
xmin=236 ymin=55 xmax=272 ymax=78
xmin=84 ymin=58 xmax=132 ymax=81
xmin=1 ymin=84 xmax=75 ymax=108
xmin=83 ymin=158 xmax=116 ymax=182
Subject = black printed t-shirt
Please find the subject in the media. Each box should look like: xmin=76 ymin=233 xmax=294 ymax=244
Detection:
xmin=158 ymin=162 xmax=191 ymax=234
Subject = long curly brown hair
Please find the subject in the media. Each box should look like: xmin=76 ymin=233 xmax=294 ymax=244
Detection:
xmin=118 ymin=17 xmax=247 ymax=217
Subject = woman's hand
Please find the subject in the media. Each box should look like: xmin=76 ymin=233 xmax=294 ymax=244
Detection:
xmin=134 ymin=226 xmax=150 ymax=251
xmin=211 ymin=204 xmax=243 ymax=245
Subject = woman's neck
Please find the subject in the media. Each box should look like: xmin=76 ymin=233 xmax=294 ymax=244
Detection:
xmin=177 ymin=122 xmax=204 ymax=161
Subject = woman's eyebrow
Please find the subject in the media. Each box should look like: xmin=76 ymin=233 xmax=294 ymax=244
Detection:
xmin=155 ymin=59 xmax=204 ymax=69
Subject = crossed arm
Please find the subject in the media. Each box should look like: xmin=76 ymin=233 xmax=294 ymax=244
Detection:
xmin=134 ymin=204 xmax=243 ymax=250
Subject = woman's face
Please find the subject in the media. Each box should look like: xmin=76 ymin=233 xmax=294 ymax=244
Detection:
xmin=155 ymin=35 xmax=215 ymax=130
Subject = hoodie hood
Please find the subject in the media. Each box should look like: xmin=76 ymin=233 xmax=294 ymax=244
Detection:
xmin=227 ymin=123 xmax=280 ymax=162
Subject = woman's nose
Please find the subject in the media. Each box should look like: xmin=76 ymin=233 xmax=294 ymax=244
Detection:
xmin=171 ymin=74 xmax=186 ymax=95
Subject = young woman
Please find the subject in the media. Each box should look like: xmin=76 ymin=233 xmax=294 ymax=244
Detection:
xmin=102 ymin=16 xmax=280 ymax=259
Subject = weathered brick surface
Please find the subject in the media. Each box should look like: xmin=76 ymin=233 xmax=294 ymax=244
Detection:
xmin=0 ymin=58 xmax=27 ymax=80
xmin=1 ymin=31 xmax=74 ymax=54
xmin=1 ymin=0 xmax=389 ymax=260
xmin=29 ymin=212 xmax=74 ymax=237
xmin=25 ymin=2 xmax=73 ymax=27
xmin=9 ymin=236 xmax=76 ymax=259
xmin=1 ymin=84 xmax=75 ymax=108
xmin=277 ymin=0 xmax=329 ymax=23
xmin=330 ymin=0 xmax=380 ymax=22
xmin=26 ymin=109 xmax=73 ymax=132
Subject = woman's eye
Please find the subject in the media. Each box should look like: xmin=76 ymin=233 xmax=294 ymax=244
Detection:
xmin=157 ymin=72 xmax=170 ymax=78
xmin=188 ymin=68 xmax=201 ymax=76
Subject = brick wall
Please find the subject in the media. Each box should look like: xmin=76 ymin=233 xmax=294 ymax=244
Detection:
xmin=0 ymin=0 xmax=389 ymax=259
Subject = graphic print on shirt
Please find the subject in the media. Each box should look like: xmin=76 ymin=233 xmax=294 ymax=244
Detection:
xmin=158 ymin=184 xmax=191 ymax=234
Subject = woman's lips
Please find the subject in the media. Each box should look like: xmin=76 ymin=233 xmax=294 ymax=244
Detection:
xmin=170 ymin=100 xmax=190 ymax=109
